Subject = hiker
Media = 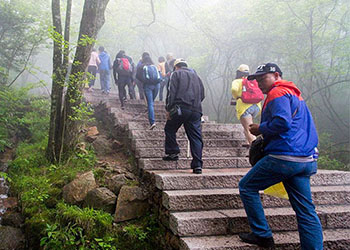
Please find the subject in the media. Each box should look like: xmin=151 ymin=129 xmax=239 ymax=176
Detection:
xmin=136 ymin=53 xmax=162 ymax=129
xmin=157 ymin=56 xmax=167 ymax=101
xmin=87 ymin=48 xmax=100 ymax=92
xmin=113 ymin=50 xmax=135 ymax=108
xmin=231 ymin=64 xmax=263 ymax=145
xmin=98 ymin=46 xmax=112 ymax=94
xmin=163 ymin=59 xmax=205 ymax=174
xmin=238 ymin=63 xmax=322 ymax=249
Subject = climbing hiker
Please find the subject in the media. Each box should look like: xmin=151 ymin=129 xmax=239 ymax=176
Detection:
xmin=113 ymin=50 xmax=136 ymax=108
xmin=157 ymin=56 xmax=167 ymax=101
xmin=163 ymin=59 xmax=205 ymax=174
xmin=98 ymin=46 xmax=112 ymax=94
xmin=136 ymin=53 xmax=162 ymax=130
xmin=87 ymin=48 xmax=100 ymax=92
xmin=238 ymin=63 xmax=322 ymax=249
xmin=231 ymin=64 xmax=264 ymax=145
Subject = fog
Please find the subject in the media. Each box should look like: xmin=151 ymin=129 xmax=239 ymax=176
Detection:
xmin=2 ymin=0 xmax=349 ymax=163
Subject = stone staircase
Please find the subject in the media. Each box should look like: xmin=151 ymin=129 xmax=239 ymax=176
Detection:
xmin=85 ymin=91 xmax=350 ymax=250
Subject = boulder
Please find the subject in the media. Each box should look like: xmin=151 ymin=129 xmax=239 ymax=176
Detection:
xmin=107 ymin=174 xmax=128 ymax=195
xmin=92 ymin=136 xmax=114 ymax=156
xmin=114 ymin=186 xmax=150 ymax=222
xmin=63 ymin=171 xmax=97 ymax=205
xmin=86 ymin=126 xmax=99 ymax=142
xmin=84 ymin=187 xmax=117 ymax=214
xmin=1 ymin=212 xmax=24 ymax=227
xmin=0 ymin=226 xmax=25 ymax=250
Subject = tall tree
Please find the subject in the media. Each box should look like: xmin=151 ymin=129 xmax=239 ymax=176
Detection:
xmin=47 ymin=0 xmax=109 ymax=163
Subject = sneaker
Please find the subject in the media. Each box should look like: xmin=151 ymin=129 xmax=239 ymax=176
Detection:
xmin=239 ymin=233 xmax=275 ymax=248
xmin=149 ymin=123 xmax=156 ymax=130
xmin=192 ymin=167 xmax=202 ymax=174
xmin=162 ymin=154 xmax=179 ymax=161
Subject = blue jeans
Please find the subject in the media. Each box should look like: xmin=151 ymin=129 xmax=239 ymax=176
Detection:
xmin=239 ymin=156 xmax=323 ymax=250
xmin=100 ymin=70 xmax=110 ymax=93
xmin=164 ymin=108 xmax=203 ymax=169
xmin=143 ymin=83 xmax=160 ymax=125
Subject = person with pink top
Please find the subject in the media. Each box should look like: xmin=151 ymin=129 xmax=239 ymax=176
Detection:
xmin=87 ymin=48 xmax=101 ymax=91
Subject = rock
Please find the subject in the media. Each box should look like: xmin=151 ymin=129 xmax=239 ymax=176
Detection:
xmin=1 ymin=212 xmax=24 ymax=227
xmin=86 ymin=126 xmax=99 ymax=142
xmin=84 ymin=187 xmax=117 ymax=214
xmin=112 ymin=140 xmax=123 ymax=150
xmin=92 ymin=136 xmax=114 ymax=156
xmin=114 ymin=186 xmax=150 ymax=222
xmin=63 ymin=171 xmax=97 ymax=205
xmin=0 ymin=197 xmax=18 ymax=212
xmin=107 ymin=174 xmax=128 ymax=195
xmin=0 ymin=226 xmax=25 ymax=250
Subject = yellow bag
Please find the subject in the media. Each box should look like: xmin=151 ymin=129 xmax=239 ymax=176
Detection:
xmin=264 ymin=182 xmax=289 ymax=200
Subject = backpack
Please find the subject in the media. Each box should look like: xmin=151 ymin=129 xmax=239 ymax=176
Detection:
xmin=143 ymin=65 xmax=161 ymax=84
xmin=241 ymin=78 xmax=264 ymax=104
xmin=115 ymin=58 xmax=132 ymax=75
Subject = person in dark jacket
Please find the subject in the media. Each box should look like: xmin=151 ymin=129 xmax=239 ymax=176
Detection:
xmin=136 ymin=53 xmax=160 ymax=129
xmin=238 ymin=63 xmax=322 ymax=249
xmin=163 ymin=59 xmax=205 ymax=174
xmin=113 ymin=50 xmax=135 ymax=108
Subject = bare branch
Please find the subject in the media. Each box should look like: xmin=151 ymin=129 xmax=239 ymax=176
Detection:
xmin=131 ymin=0 xmax=156 ymax=29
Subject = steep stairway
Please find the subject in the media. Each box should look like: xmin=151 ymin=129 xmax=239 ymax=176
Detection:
xmin=85 ymin=90 xmax=350 ymax=250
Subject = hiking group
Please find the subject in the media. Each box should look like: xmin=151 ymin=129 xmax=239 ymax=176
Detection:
xmin=86 ymin=48 xmax=323 ymax=249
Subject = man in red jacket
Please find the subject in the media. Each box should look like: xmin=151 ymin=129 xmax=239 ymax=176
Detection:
xmin=238 ymin=63 xmax=322 ymax=249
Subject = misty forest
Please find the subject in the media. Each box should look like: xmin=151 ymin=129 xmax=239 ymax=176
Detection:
xmin=0 ymin=0 xmax=349 ymax=249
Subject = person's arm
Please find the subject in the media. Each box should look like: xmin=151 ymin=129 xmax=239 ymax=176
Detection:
xmin=231 ymin=79 xmax=241 ymax=99
xmin=165 ymin=72 xmax=178 ymax=111
xmin=112 ymin=59 xmax=118 ymax=83
xmin=259 ymin=95 xmax=293 ymax=137
xmin=198 ymin=75 xmax=205 ymax=101
xmin=96 ymin=53 xmax=101 ymax=65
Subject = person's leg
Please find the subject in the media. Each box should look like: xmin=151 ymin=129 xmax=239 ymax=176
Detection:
xmin=152 ymin=83 xmax=160 ymax=101
xmin=240 ymin=115 xmax=255 ymax=145
xmin=283 ymin=161 xmax=323 ymax=250
xmin=100 ymin=70 xmax=106 ymax=92
xmin=144 ymin=84 xmax=155 ymax=125
xmin=105 ymin=71 xmax=111 ymax=93
xmin=128 ymin=78 xmax=136 ymax=99
xmin=164 ymin=115 xmax=185 ymax=156
xmin=118 ymin=81 xmax=126 ymax=107
xmin=88 ymin=66 xmax=97 ymax=88
xmin=183 ymin=110 xmax=203 ymax=170
xmin=239 ymin=156 xmax=288 ymax=238
xmin=136 ymin=79 xmax=144 ymax=100
xmin=159 ymin=79 xmax=166 ymax=101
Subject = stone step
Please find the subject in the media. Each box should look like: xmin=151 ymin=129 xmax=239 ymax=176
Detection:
xmin=139 ymin=157 xmax=250 ymax=170
xmin=169 ymin=205 xmax=350 ymax=237
xmin=136 ymin=147 xmax=248 ymax=159
xmin=132 ymin=138 xmax=246 ymax=150
xmin=179 ymin=228 xmax=350 ymax=250
xmin=128 ymin=122 xmax=240 ymax=131
xmin=162 ymin=185 xmax=350 ymax=212
xmin=151 ymin=169 xmax=350 ymax=191
xmin=130 ymin=130 xmax=245 ymax=140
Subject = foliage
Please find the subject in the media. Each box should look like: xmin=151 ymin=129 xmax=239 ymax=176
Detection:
xmin=0 ymin=0 xmax=49 ymax=85
xmin=0 ymin=85 xmax=49 ymax=151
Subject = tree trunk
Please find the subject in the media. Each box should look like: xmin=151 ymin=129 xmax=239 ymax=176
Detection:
xmin=55 ymin=0 xmax=72 ymax=162
xmin=61 ymin=0 xmax=109 ymax=156
xmin=47 ymin=0 xmax=63 ymax=163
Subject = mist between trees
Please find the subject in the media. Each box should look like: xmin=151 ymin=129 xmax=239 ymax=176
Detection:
xmin=1 ymin=0 xmax=349 ymax=165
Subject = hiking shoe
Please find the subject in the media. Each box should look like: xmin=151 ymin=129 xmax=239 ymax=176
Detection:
xmin=192 ymin=167 xmax=202 ymax=174
xmin=239 ymin=233 xmax=275 ymax=248
xmin=162 ymin=154 xmax=179 ymax=161
xmin=149 ymin=123 xmax=156 ymax=130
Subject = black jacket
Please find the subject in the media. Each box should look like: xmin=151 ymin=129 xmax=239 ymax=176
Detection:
xmin=113 ymin=55 xmax=135 ymax=82
xmin=166 ymin=67 xmax=205 ymax=113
